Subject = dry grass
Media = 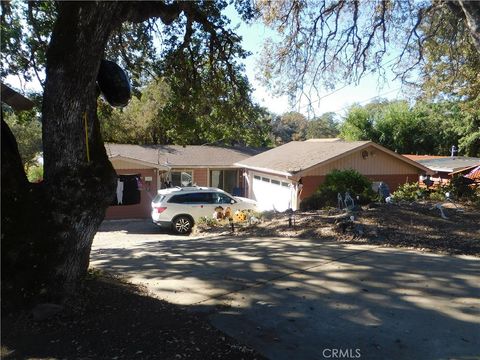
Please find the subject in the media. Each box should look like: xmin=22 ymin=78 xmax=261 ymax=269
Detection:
xmin=196 ymin=202 xmax=480 ymax=256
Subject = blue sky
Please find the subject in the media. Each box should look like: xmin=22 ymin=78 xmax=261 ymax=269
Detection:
xmin=228 ymin=10 xmax=406 ymax=119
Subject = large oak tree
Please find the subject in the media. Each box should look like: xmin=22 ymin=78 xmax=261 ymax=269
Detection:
xmin=1 ymin=1 xmax=254 ymax=308
xmin=2 ymin=0 xmax=479 ymax=309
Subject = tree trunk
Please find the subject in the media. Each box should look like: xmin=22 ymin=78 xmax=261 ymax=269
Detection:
xmin=1 ymin=1 xmax=206 ymax=309
xmin=459 ymin=1 xmax=480 ymax=53
xmin=449 ymin=1 xmax=480 ymax=54
xmin=1 ymin=2 xmax=123 ymax=307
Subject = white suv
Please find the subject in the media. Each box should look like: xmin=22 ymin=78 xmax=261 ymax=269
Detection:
xmin=151 ymin=187 xmax=258 ymax=234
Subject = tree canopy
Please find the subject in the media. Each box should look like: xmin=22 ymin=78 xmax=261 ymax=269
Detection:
xmin=256 ymin=0 xmax=480 ymax=105
xmin=339 ymin=99 xmax=479 ymax=156
xmin=1 ymin=1 xmax=269 ymax=147
xmin=0 ymin=1 xmax=263 ymax=307
xmin=2 ymin=106 xmax=42 ymax=169
xmin=306 ymin=112 xmax=339 ymax=139
xmin=99 ymin=76 xmax=271 ymax=146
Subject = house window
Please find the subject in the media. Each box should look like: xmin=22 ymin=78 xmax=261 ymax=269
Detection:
xmin=262 ymin=177 xmax=270 ymax=182
xmin=210 ymin=170 xmax=238 ymax=194
xmin=271 ymin=180 xmax=280 ymax=185
xmin=254 ymin=175 xmax=261 ymax=180
xmin=171 ymin=171 xmax=193 ymax=187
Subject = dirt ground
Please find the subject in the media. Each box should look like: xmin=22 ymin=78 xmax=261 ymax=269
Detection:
xmin=195 ymin=201 xmax=480 ymax=257
xmin=1 ymin=272 xmax=263 ymax=360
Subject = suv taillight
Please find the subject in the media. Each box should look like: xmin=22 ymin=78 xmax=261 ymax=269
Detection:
xmin=154 ymin=207 xmax=167 ymax=213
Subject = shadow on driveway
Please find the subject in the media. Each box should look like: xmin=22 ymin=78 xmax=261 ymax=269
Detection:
xmin=92 ymin=220 xmax=480 ymax=360
xmin=97 ymin=219 xmax=172 ymax=235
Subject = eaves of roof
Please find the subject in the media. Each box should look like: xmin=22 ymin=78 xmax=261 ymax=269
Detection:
xmin=109 ymin=155 xmax=169 ymax=170
xmin=232 ymin=163 xmax=293 ymax=177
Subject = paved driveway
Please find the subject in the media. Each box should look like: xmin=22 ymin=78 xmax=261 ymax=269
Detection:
xmin=92 ymin=220 xmax=480 ymax=360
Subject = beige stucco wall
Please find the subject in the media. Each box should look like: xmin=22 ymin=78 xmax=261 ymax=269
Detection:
xmin=301 ymin=145 xmax=421 ymax=176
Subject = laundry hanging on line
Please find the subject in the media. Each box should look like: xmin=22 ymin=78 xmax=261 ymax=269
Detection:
xmin=111 ymin=174 xmax=141 ymax=206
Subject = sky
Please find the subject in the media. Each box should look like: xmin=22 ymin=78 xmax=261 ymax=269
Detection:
xmin=227 ymin=9 xmax=406 ymax=119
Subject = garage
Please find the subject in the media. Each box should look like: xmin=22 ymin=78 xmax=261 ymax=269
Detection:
xmin=251 ymin=173 xmax=294 ymax=211
xmin=236 ymin=139 xmax=432 ymax=211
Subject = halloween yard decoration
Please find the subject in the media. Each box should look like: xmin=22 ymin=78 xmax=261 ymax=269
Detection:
xmin=97 ymin=60 xmax=131 ymax=108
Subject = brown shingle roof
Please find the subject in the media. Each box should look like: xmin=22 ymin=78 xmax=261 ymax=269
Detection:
xmin=105 ymin=143 xmax=263 ymax=167
xmin=414 ymin=157 xmax=480 ymax=173
xmin=403 ymin=155 xmax=449 ymax=161
xmin=236 ymin=139 xmax=371 ymax=175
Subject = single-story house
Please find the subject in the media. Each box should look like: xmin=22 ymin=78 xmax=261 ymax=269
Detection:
xmin=105 ymin=143 xmax=263 ymax=219
xmin=235 ymin=139 xmax=432 ymax=211
xmin=403 ymin=155 xmax=480 ymax=187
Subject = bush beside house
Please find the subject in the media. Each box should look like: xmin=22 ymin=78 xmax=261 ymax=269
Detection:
xmin=300 ymin=169 xmax=376 ymax=210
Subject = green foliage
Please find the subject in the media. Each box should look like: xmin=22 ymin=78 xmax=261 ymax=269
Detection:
xmin=445 ymin=175 xmax=476 ymax=200
xmin=99 ymin=79 xmax=171 ymax=144
xmin=2 ymin=1 xmax=269 ymax=148
xmin=300 ymin=169 xmax=375 ymax=210
xmin=4 ymin=108 xmax=42 ymax=169
xmin=270 ymin=111 xmax=308 ymax=145
xmin=429 ymin=191 xmax=446 ymax=202
xmin=99 ymin=76 xmax=272 ymax=147
xmin=1 ymin=1 xmax=56 ymax=84
xmin=392 ymin=182 xmax=426 ymax=202
xmin=420 ymin=6 xmax=480 ymax=102
xmin=197 ymin=216 xmax=219 ymax=227
xmin=27 ymin=165 xmax=43 ymax=183
xmin=339 ymin=99 xmax=480 ymax=157
xmin=306 ymin=112 xmax=339 ymax=139
xmin=339 ymin=105 xmax=379 ymax=142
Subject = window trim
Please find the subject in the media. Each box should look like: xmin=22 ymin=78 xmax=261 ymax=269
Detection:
xmin=209 ymin=169 xmax=238 ymax=193
xmin=170 ymin=170 xmax=193 ymax=187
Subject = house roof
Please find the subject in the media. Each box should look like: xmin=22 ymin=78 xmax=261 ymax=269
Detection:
xmin=465 ymin=166 xmax=480 ymax=181
xmin=414 ymin=157 xmax=480 ymax=173
xmin=403 ymin=155 xmax=449 ymax=161
xmin=235 ymin=138 xmax=430 ymax=176
xmin=105 ymin=143 xmax=263 ymax=168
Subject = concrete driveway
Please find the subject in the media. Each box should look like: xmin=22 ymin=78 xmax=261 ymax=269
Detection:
xmin=92 ymin=220 xmax=480 ymax=360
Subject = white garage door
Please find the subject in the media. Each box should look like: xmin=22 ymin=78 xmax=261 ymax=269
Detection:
xmin=252 ymin=175 xmax=293 ymax=211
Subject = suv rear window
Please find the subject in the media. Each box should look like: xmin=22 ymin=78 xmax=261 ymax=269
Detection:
xmin=169 ymin=192 xmax=213 ymax=204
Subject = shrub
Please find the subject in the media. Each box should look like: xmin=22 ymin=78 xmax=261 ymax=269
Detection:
xmin=445 ymin=174 xmax=476 ymax=200
xmin=392 ymin=182 xmax=426 ymax=201
xmin=197 ymin=216 xmax=219 ymax=227
xmin=474 ymin=187 xmax=480 ymax=209
xmin=27 ymin=165 xmax=43 ymax=183
xmin=300 ymin=192 xmax=330 ymax=211
xmin=428 ymin=191 xmax=446 ymax=202
xmin=300 ymin=169 xmax=375 ymax=210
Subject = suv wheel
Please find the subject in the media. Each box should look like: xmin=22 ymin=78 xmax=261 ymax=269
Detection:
xmin=173 ymin=216 xmax=193 ymax=234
